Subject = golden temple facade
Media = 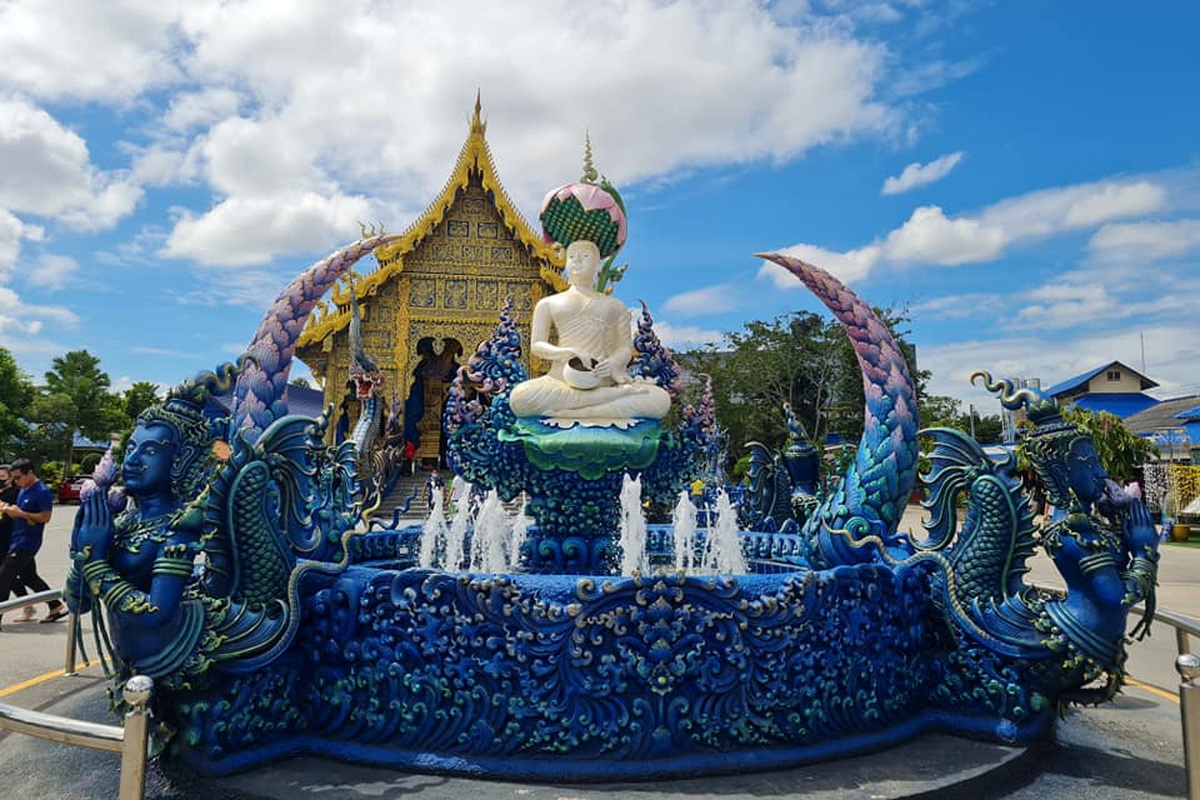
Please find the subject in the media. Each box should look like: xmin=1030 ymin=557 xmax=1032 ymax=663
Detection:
xmin=296 ymin=99 xmax=565 ymax=462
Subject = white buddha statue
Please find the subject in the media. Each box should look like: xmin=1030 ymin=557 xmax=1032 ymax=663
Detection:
xmin=509 ymin=239 xmax=670 ymax=425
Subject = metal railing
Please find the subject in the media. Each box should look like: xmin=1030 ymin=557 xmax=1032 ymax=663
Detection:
xmin=0 ymin=590 xmax=151 ymax=799
xmin=1148 ymin=606 xmax=1200 ymax=799
xmin=0 ymin=588 xmax=80 ymax=674
xmin=1121 ymin=604 xmax=1200 ymax=800
xmin=1165 ymin=602 xmax=1200 ymax=800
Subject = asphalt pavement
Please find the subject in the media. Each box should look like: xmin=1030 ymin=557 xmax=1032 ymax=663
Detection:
xmin=0 ymin=504 xmax=1193 ymax=798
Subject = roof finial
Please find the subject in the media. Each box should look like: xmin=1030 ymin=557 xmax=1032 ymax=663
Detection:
xmin=581 ymin=131 xmax=598 ymax=184
xmin=470 ymin=89 xmax=486 ymax=135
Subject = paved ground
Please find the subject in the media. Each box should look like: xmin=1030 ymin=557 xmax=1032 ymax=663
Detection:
xmin=1 ymin=504 xmax=1195 ymax=798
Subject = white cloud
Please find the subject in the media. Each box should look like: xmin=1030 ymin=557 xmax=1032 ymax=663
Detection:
xmin=129 ymin=146 xmax=195 ymax=187
xmin=0 ymin=285 xmax=79 ymax=334
xmin=663 ymin=284 xmax=740 ymax=316
xmin=649 ymin=320 xmax=724 ymax=350
xmin=0 ymin=1 xmax=183 ymax=102
xmin=131 ymin=345 xmax=202 ymax=358
xmin=1088 ymin=218 xmax=1200 ymax=264
xmin=918 ymin=322 xmax=1200 ymax=408
xmin=58 ymin=179 xmax=143 ymax=232
xmin=29 ymin=254 xmax=79 ymax=290
xmin=108 ymin=1 xmax=897 ymax=265
xmin=0 ymin=211 xmax=29 ymax=278
xmin=175 ymin=268 xmax=294 ymax=310
xmin=163 ymin=87 xmax=243 ymax=133
xmin=161 ymin=191 xmax=376 ymax=266
xmin=764 ymin=176 xmax=1169 ymax=284
xmin=884 ymin=205 xmax=1007 ymax=264
xmin=758 ymin=242 xmax=882 ymax=287
xmin=890 ymin=57 xmax=986 ymax=98
xmin=909 ymin=292 xmax=1006 ymax=320
xmin=201 ymin=116 xmax=330 ymax=197
xmin=1003 ymin=265 xmax=1200 ymax=333
xmin=0 ymin=97 xmax=143 ymax=229
xmin=983 ymin=180 xmax=1164 ymax=235
xmin=0 ymin=3 xmax=919 ymax=269
xmin=0 ymin=210 xmax=45 ymax=281
xmin=881 ymin=151 xmax=963 ymax=195
xmin=1014 ymin=284 xmax=1120 ymax=330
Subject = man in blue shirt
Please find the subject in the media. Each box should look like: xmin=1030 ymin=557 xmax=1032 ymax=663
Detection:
xmin=0 ymin=458 xmax=67 ymax=624
xmin=0 ymin=465 xmax=32 ymax=621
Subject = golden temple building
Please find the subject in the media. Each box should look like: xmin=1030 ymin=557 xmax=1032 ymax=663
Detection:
xmin=296 ymin=98 xmax=565 ymax=464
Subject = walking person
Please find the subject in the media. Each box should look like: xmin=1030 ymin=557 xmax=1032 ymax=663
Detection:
xmin=0 ymin=464 xmax=32 ymax=622
xmin=0 ymin=458 xmax=68 ymax=625
xmin=424 ymin=469 xmax=444 ymax=512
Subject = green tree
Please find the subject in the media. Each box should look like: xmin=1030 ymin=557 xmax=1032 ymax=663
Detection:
xmin=678 ymin=312 xmax=843 ymax=459
xmin=26 ymin=392 xmax=76 ymax=472
xmin=918 ymin=394 xmax=962 ymax=428
xmin=918 ymin=393 xmax=1004 ymax=445
xmin=676 ymin=308 xmax=924 ymax=463
xmin=967 ymin=413 xmax=1004 ymax=445
xmin=1061 ymin=406 xmax=1158 ymax=484
xmin=0 ymin=347 xmax=35 ymax=458
xmin=39 ymin=350 xmax=121 ymax=470
xmin=123 ymin=381 xmax=161 ymax=421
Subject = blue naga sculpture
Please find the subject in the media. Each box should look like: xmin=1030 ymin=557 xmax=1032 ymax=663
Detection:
xmin=741 ymin=402 xmax=822 ymax=531
xmin=346 ymin=277 xmax=385 ymax=459
xmin=64 ymin=235 xmax=387 ymax=696
xmin=63 ymin=218 xmax=1157 ymax=781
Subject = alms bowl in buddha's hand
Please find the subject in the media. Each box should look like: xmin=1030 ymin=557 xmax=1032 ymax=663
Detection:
xmin=563 ymin=356 xmax=600 ymax=389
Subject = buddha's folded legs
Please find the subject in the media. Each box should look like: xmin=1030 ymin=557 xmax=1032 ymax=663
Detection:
xmin=510 ymin=376 xmax=670 ymax=420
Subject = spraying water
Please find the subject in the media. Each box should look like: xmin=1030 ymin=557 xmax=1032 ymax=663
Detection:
xmin=672 ymin=490 xmax=697 ymax=572
xmin=510 ymin=494 xmax=532 ymax=569
xmin=418 ymin=487 xmax=448 ymax=568
xmin=701 ymin=489 xmax=747 ymax=574
xmin=443 ymin=481 xmax=473 ymax=571
xmin=472 ymin=489 xmax=511 ymax=572
xmin=618 ymin=474 xmax=648 ymax=575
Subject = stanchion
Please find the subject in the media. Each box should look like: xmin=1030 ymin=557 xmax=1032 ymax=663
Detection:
xmin=118 ymin=675 xmax=153 ymax=800
xmin=1176 ymin=654 xmax=1200 ymax=800
xmin=63 ymin=612 xmax=79 ymax=675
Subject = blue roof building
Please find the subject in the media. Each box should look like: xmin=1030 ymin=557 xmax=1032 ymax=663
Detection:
xmin=1046 ymin=360 xmax=1160 ymax=420
xmin=1124 ymin=394 xmax=1200 ymax=463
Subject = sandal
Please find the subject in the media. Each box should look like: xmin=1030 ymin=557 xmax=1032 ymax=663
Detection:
xmin=16 ymin=606 xmax=37 ymax=623
xmin=40 ymin=608 xmax=69 ymax=623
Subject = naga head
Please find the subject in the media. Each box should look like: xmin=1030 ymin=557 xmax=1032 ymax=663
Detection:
xmin=349 ymin=367 xmax=384 ymax=400
xmin=347 ymin=278 xmax=383 ymax=399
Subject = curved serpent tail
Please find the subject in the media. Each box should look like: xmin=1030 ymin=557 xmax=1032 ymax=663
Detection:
xmin=231 ymin=234 xmax=398 ymax=443
xmin=758 ymin=253 xmax=919 ymax=567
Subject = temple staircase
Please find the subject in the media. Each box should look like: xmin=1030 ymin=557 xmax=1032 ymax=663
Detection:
xmin=367 ymin=473 xmax=530 ymax=528
xmin=367 ymin=472 xmax=426 ymax=526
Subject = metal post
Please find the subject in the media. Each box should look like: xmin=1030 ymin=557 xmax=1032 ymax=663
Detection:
xmin=1180 ymin=628 xmax=1192 ymax=658
xmin=63 ymin=612 xmax=79 ymax=676
xmin=118 ymin=675 xmax=153 ymax=800
xmin=1176 ymin=655 xmax=1200 ymax=800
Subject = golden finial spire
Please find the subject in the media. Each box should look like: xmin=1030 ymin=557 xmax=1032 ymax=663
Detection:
xmin=470 ymin=89 xmax=486 ymax=135
xmin=581 ymin=131 xmax=598 ymax=183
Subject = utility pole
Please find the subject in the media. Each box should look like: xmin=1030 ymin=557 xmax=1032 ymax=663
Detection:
xmin=969 ymin=403 xmax=976 ymax=439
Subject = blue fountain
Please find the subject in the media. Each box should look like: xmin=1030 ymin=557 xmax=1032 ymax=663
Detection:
xmin=63 ymin=169 xmax=1159 ymax=783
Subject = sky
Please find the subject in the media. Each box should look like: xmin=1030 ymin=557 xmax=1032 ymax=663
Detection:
xmin=1 ymin=0 xmax=1197 ymax=416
